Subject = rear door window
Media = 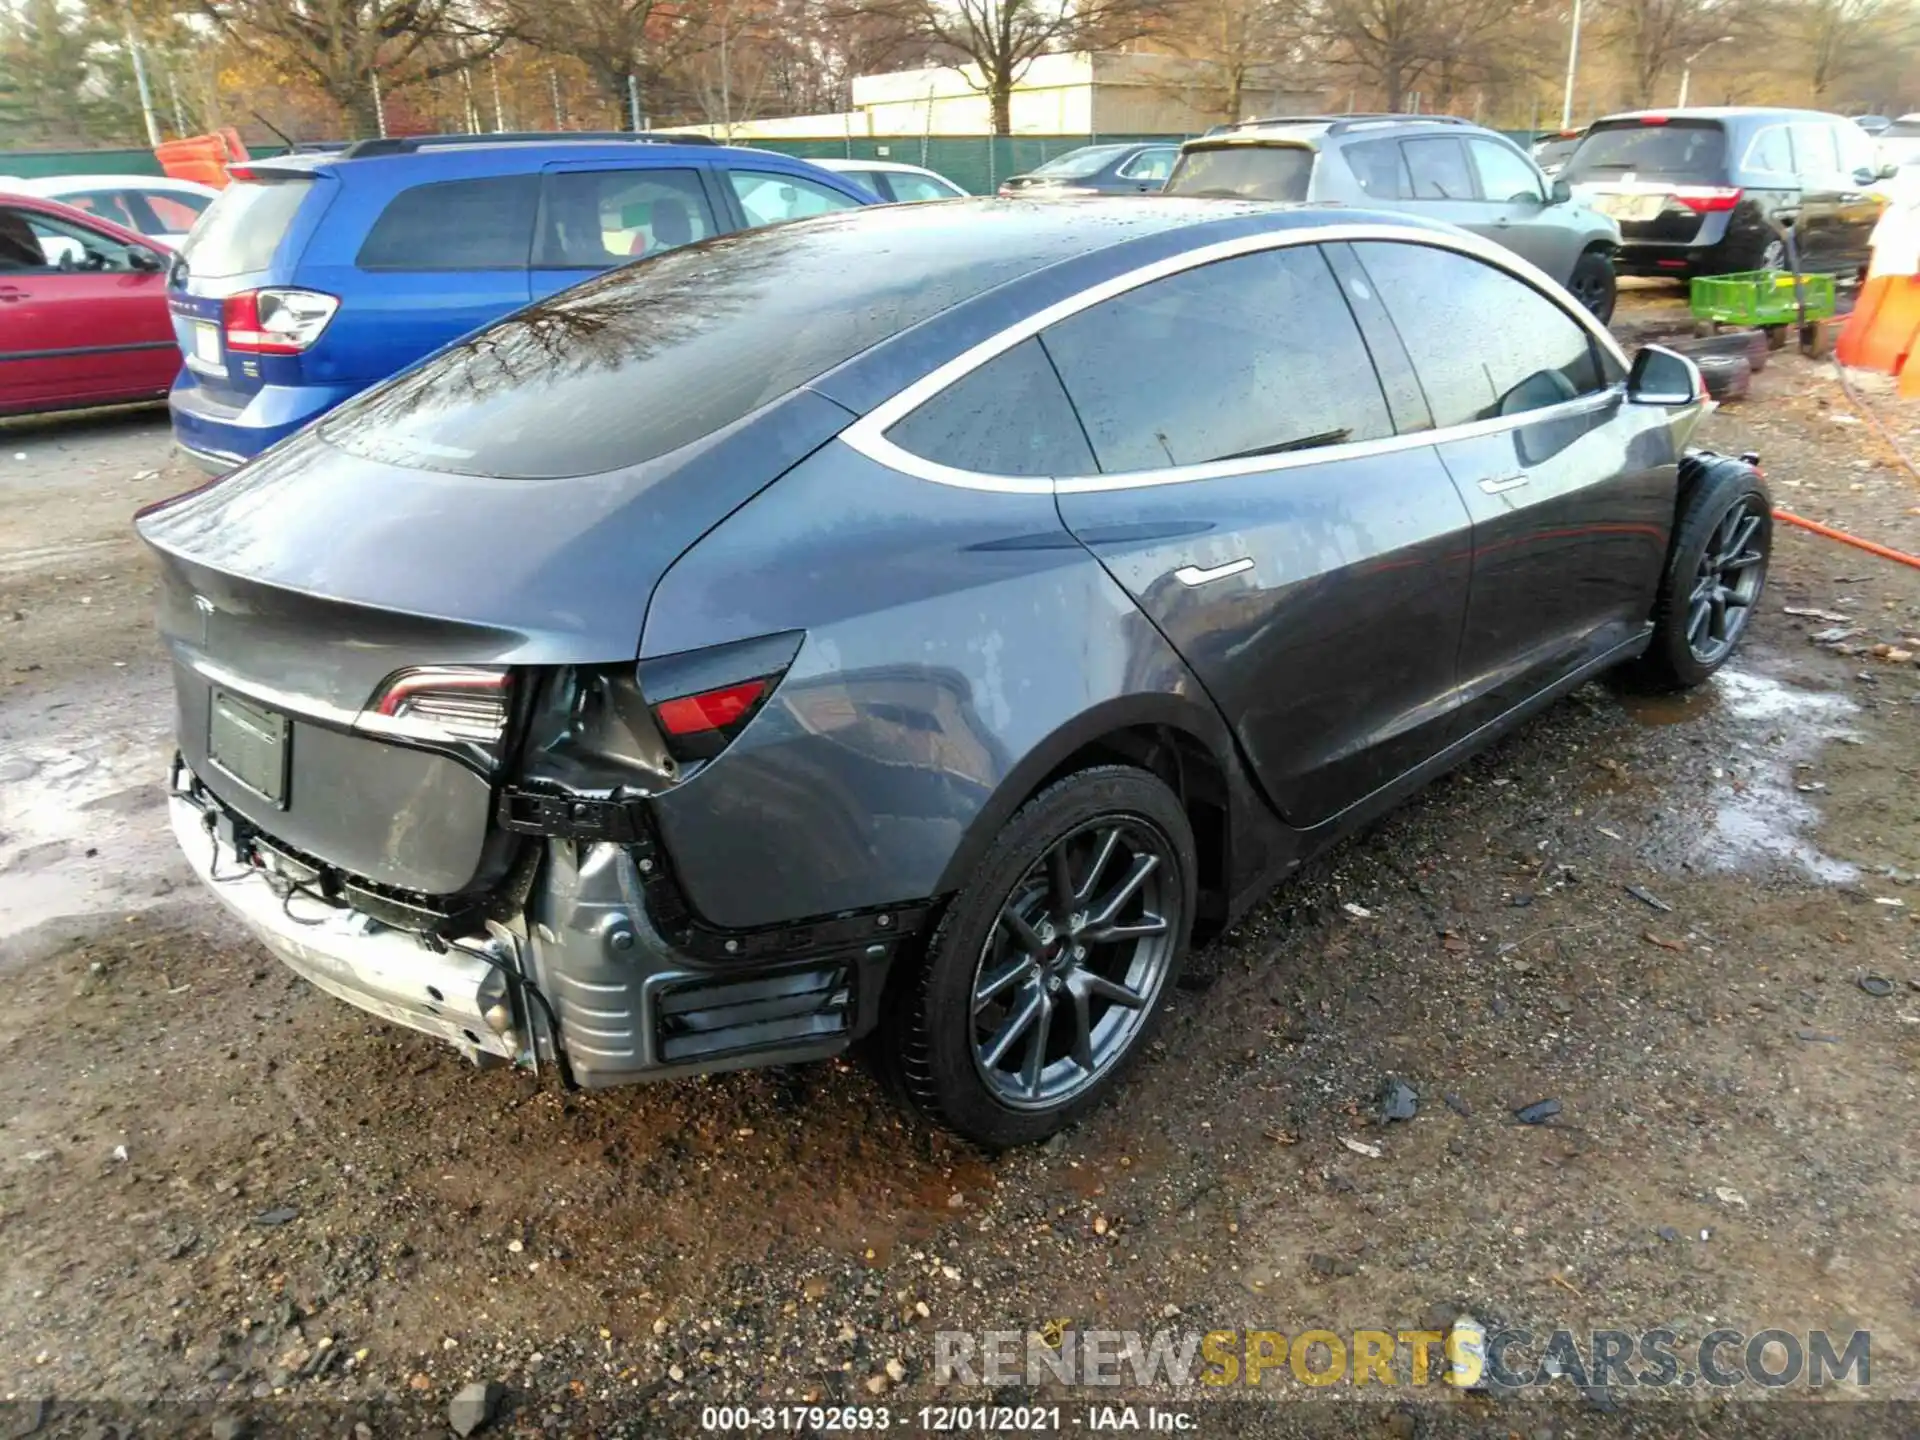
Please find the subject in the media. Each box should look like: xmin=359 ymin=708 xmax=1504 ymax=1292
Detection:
xmin=1119 ymin=147 xmax=1179 ymax=182
xmin=1561 ymin=120 xmax=1728 ymax=183
xmin=1344 ymin=138 xmax=1410 ymax=198
xmin=537 ymin=168 xmax=716 ymax=267
xmin=1352 ymin=241 xmax=1605 ymax=428
xmin=1403 ymin=138 xmax=1477 ymax=199
xmin=1166 ymin=144 xmax=1314 ymax=200
xmin=177 ymin=175 xmax=311 ymax=277
xmin=357 ymin=175 xmax=539 ymax=270
xmin=726 ymin=169 xmax=862 ymax=226
xmin=886 ymin=338 xmax=1094 ymax=476
xmin=1038 ymin=244 xmax=1392 ymax=473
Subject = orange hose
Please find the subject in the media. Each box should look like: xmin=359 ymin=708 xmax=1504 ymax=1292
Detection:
xmin=1773 ymin=508 xmax=1920 ymax=569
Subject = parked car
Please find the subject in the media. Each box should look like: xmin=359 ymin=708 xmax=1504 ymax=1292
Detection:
xmin=1163 ymin=115 xmax=1621 ymax=320
xmin=166 ymin=132 xmax=877 ymax=472
xmin=2 ymin=174 xmax=217 ymax=250
xmin=0 ymin=192 xmax=175 ymax=417
xmin=140 ymin=198 xmax=1764 ymax=1146
xmin=996 ymin=141 xmax=1181 ymax=197
xmin=1532 ymin=128 xmax=1587 ymax=177
xmin=815 ymin=157 xmax=967 ymax=201
xmin=1853 ymin=114 xmax=1894 ymax=136
xmin=1561 ymin=107 xmax=1885 ymax=278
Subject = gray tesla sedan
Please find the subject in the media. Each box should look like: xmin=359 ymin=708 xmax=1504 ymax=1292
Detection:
xmin=140 ymin=199 xmax=1767 ymax=1146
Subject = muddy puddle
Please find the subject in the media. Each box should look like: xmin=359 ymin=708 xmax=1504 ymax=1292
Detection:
xmin=1620 ymin=662 xmax=1861 ymax=883
xmin=0 ymin=665 xmax=186 ymax=961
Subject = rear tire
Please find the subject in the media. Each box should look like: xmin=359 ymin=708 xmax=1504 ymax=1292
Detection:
xmin=1618 ymin=455 xmax=1770 ymax=691
xmin=1568 ymin=249 xmax=1617 ymax=323
xmin=880 ymin=766 xmax=1195 ymax=1147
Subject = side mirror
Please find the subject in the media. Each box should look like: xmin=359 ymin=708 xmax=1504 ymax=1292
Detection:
xmin=1628 ymin=344 xmax=1705 ymax=406
xmin=1878 ymin=161 xmax=1900 ymax=180
xmin=1550 ymin=176 xmax=1573 ymax=205
xmin=127 ymin=246 xmax=164 ymax=272
xmin=1854 ymin=166 xmax=1880 ymax=186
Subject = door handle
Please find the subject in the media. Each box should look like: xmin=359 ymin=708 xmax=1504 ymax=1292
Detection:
xmin=1174 ymin=558 xmax=1254 ymax=586
xmin=1479 ymin=473 xmax=1531 ymax=494
xmin=0 ymin=288 xmax=22 ymax=303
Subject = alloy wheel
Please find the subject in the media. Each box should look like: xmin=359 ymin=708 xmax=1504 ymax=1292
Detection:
xmin=970 ymin=817 xmax=1179 ymax=1109
xmin=1570 ymin=266 xmax=1612 ymax=317
xmin=1687 ymin=497 xmax=1767 ymax=664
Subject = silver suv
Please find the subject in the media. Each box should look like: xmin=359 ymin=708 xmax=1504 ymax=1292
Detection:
xmin=1165 ymin=114 xmax=1623 ymax=320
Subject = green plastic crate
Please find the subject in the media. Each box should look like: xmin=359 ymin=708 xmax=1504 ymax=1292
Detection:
xmin=1689 ymin=269 xmax=1837 ymax=327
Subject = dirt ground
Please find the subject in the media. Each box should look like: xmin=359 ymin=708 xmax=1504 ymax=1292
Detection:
xmin=1 ymin=291 xmax=1918 ymax=1439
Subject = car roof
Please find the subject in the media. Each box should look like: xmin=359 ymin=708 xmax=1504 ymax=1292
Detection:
xmin=817 ymin=158 xmax=944 ymax=175
xmin=1591 ymin=106 xmax=1845 ymax=126
xmin=247 ymin=137 xmax=801 ymax=178
xmin=10 ymin=173 xmax=216 ymax=194
xmin=1188 ymin=114 xmax=1504 ymax=148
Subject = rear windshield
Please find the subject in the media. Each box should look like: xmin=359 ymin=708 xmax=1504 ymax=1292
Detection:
xmin=1561 ymin=121 xmax=1728 ymax=183
xmin=1030 ymin=145 xmax=1132 ymax=178
xmin=1166 ymin=145 xmax=1314 ymax=200
xmin=319 ymin=207 xmax=1080 ymax=479
xmin=176 ymin=174 xmax=312 ymax=278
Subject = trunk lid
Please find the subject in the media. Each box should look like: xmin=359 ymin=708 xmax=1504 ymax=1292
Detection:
xmin=169 ymin=168 xmax=328 ymax=407
xmin=139 ymin=391 xmax=853 ymax=896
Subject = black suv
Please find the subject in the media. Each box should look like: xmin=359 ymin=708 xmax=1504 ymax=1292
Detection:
xmin=1561 ymin=106 xmax=1886 ymax=277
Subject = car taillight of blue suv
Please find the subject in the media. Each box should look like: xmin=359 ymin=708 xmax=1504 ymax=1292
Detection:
xmin=166 ymin=133 xmax=878 ymax=473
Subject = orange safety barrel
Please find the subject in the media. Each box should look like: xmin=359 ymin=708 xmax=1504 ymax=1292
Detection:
xmin=153 ymin=129 xmax=251 ymax=189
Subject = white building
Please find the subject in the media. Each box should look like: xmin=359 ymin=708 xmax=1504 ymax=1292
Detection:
xmin=688 ymin=52 xmax=1315 ymax=139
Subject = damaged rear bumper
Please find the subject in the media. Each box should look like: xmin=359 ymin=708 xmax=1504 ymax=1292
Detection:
xmin=169 ymin=761 xmax=913 ymax=1087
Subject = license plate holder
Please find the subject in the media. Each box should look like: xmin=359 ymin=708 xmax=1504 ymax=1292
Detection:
xmin=192 ymin=320 xmax=223 ymax=369
xmin=208 ymin=688 xmax=289 ymax=807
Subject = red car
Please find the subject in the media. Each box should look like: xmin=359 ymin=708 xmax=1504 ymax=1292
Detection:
xmin=0 ymin=191 xmax=177 ymax=416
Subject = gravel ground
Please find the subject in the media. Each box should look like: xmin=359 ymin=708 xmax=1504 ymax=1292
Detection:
xmin=1 ymin=297 xmax=1917 ymax=1438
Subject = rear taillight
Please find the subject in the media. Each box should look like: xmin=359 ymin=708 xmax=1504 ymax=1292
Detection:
xmin=656 ymin=680 xmax=768 ymax=739
xmin=637 ymin=631 xmax=803 ymax=765
xmin=359 ymin=667 xmax=511 ymax=750
xmin=1672 ymin=186 xmax=1743 ymax=213
xmin=223 ymin=287 xmax=338 ymax=354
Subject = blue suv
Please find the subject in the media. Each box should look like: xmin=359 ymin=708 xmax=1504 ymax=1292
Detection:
xmin=166 ymin=133 xmax=877 ymax=471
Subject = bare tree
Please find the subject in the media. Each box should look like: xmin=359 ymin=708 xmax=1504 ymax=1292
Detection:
xmin=846 ymin=0 xmax=1177 ymax=133
xmin=1165 ymin=0 xmax=1306 ymax=123
xmin=1789 ymin=0 xmax=1908 ymax=99
xmin=515 ymin=0 xmax=709 ymax=128
xmin=1307 ymin=0 xmax=1520 ymax=112
xmin=196 ymin=0 xmax=508 ymax=136
xmin=1597 ymin=0 xmax=1743 ymax=107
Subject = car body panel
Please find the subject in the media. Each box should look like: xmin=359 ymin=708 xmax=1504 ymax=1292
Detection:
xmin=0 ymin=193 xmax=175 ymax=415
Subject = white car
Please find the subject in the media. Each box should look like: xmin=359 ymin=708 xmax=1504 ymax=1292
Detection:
xmin=1877 ymin=115 xmax=1920 ymax=171
xmin=813 ymin=158 xmax=968 ymax=203
xmin=0 ymin=174 xmax=217 ymax=248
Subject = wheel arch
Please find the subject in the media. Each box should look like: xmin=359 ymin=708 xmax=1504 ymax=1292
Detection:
xmin=932 ymin=693 xmax=1241 ymax=939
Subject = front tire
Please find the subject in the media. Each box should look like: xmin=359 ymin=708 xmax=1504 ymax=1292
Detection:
xmin=1568 ymin=249 xmax=1617 ymax=323
xmin=881 ymin=766 xmax=1195 ymax=1147
xmin=1619 ymin=455 xmax=1771 ymax=691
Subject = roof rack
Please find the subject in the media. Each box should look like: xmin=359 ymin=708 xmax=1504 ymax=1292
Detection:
xmin=1207 ymin=112 xmax=1473 ymax=138
xmin=338 ymin=130 xmax=720 ymax=158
